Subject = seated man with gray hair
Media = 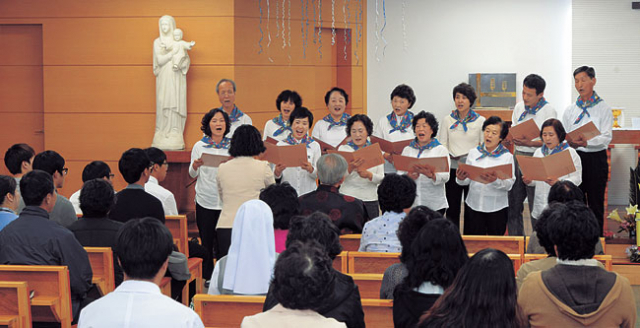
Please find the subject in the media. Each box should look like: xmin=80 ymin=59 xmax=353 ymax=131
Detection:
xmin=298 ymin=153 xmax=368 ymax=234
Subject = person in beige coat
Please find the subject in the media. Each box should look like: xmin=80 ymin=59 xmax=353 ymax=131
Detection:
xmin=217 ymin=125 xmax=275 ymax=259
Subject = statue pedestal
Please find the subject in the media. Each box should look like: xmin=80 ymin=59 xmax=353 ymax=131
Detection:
xmin=163 ymin=150 xmax=198 ymax=237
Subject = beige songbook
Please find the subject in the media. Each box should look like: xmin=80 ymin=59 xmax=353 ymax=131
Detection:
xmin=509 ymin=118 xmax=540 ymax=142
xmin=516 ymin=151 xmax=576 ymax=181
xmin=263 ymin=143 xmax=308 ymax=167
xmin=391 ymin=154 xmax=449 ymax=173
xmin=201 ymin=153 xmax=230 ymax=168
xmin=458 ymin=163 xmax=513 ymax=184
xmin=370 ymin=136 xmax=413 ymax=154
xmin=328 ymin=143 xmax=385 ymax=171
xmin=314 ymin=137 xmax=350 ymax=153
xmin=566 ymin=121 xmax=601 ymax=143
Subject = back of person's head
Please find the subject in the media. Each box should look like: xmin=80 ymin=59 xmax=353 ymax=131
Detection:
xmin=32 ymin=150 xmax=65 ymax=176
xmin=288 ymin=106 xmax=314 ymax=126
xmin=259 ymin=182 xmax=299 ymax=230
xmin=20 ymin=170 xmax=55 ymax=206
xmin=229 ymin=125 xmax=266 ymax=157
xmin=272 ymin=240 xmax=335 ymax=311
xmin=546 ymin=201 xmax=600 ymax=261
xmin=4 ymin=143 xmax=35 ymax=175
xmin=80 ymin=179 xmax=115 ymax=218
xmin=548 ymin=180 xmax=584 ymax=204
xmin=534 ymin=206 xmax=557 ymax=257
xmin=378 ymin=174 xmax=416 ymax=213
xmin=0 ymin=175 xmax=17 ymax=205
xmin=523 ymin=74 xmax=546 ymax=95
xmin=81 ymin=161 xmax=112 ymax=182
xmin=118 ymin=148 xmax=150 ymax=184
xmin=419 ymin=248 xmax=523 ymax=328
xmin=115 ymin=217 xmax=173 ymax=280
xmin=144 ymin=147 xmax=167 ymax=167
xmin=286 ymin=212 xmax=342 ymax=260
xmin=316 ymin=153 xmax=348 ymax=185
xmin=404 ymin=219 xmax=468 ymax=290
xmin=397 ymin=206 xmax=443 ymax=263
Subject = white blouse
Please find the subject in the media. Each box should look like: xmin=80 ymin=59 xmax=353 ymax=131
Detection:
xmin=276 ymin=139 xmax=321 ymax=197
xmin=400 ymin=144 xmax=451 ymax=211
xmin=439 ymin=113 xmax=486 ymax=169
xmin=228 ymin=114 xmax=253 ymax=139
xmin=189 ymin=140 xmax=230 ymax=210
xmin=262 ymin=119 xmax=290 ymax=142
xmin=373 ymin=113 xmax=415 ymax=173
xmin=337 ymin=144 xmax=384 ymax=202
xmin=456 ymin=146 xmax=515 ymax=213
xmin=311 ymin=119 xmax=348 ymax=148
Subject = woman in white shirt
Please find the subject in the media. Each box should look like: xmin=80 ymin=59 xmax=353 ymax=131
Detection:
xmin=522 ymin=118 xmax=582 ymax=229
xmin=189 ymin=108 xmax=231 ymax=279
xmin=400 ymin=111 xmax=450 ymax=214
xmin=275 ymin=107 xmax=321 ymax=197
xmin=312 ymin=87 xmax=351 ymax=151
xmin=373 ymin=84 xmax=417 ymax=173
xmin=456 ymin=116 xmax=515 ymax=235
xmin=338 ymin=114 xmax=384 ymax=219
xmin=440 ymin=83 xmax=486 ymax=229
xmin=263 ymin=90 xmax=302 ymax=142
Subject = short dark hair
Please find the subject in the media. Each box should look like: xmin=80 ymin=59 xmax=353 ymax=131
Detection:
xmin=4 ymin=143 xmax=35 ymax=175
xmin=452 ymin=83 xmax=477 ymax=107
xmin=32 ymin=150 xmax=65 ymax=176
xmin=81 ymin=161 xmax=111 ymax=183
xmin=144 ymin=147 xmax=167 ymax=167
xmin=79 ymin=179 xmax=115 ymax=218
xmin=286 ymin=212 xmax=342 ymax=260
xmin=482 ymin=116 xmax=509 ymax=140
xmin=20 ymin=170 xmax=55 ymax=206
xmin=229 ymin=125 xmax=266 ymax=157
xmin=0 ymin=175 xmax=17 ymax=204
xmin=539 ymin=118 xmax=566 ymax=144
xmin=548 ymin=180 xmax=584 ymax=204
xmin=260 ymin=182 xmax=299 ymax=230
xmin=404 ymin=219 xmax=468 ymax=290
xmin=324 ymin=87 xmax=349 ymax=106
xmin=118 ymin=148 xmax=150 ymax=184
xmin=115 ymin=217 xmax=173 ymax=279
xmin=545 ymin=202 xmax=600 ymax=260
xmin=276 ymin=90 xmax=303 ymax=111
xmin=288 ymin=106 xmax=314 ymax=127
xmin=397 ymin=205 xmax=443 ymax=263
xmin=201 ymin=108 xmax=231 ymax=138
xmin=412 ymin=111 xmax=439 ymax=139
xmin=271 ymin=240 xmax=335 ymax=310
xmin=346 ymin=114 xmax=373 ymax=137
xmin=378 ymin=174 xmax=416 ymax=213
xmin=573 ymin=66 xmax=596 ymax=79
xmin=390 ymin=84 xmax=416 ymax=108
xmin=535 ymin=207 xmax=557 ymax=256
xmin=523 ymin=74 xmax=546 ymax=95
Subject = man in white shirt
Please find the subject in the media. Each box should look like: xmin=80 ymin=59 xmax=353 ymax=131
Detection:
xmin=78 ymin=217 xmax=204 ymax=328
xmin=561 ymin=66 xmax=613 ymax=235
xmin=216 ymin=78 xmax=252 ymax=137
xmin=144 ymin=147 xmax=179 ymax=216
xmin=70 ymin=161 xmax=114 ymax=215
xmin=507 ymin=74 xmax=557 ymax=236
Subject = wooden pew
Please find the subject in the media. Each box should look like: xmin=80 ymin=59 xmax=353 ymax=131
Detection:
xmin=193 ymin=294 xmax=264 ymax=328
xmin=159 ymin=277 xmax=172 ymax=298
xmin=362 ymin=299 xmax=393 ymax=328
xmin=462 ymin=235 xmax=525 ymax=259
xmin=524 ymin=254 xmax=613 ymax=271
xmin=333 ymin=251 xmax=348 ymax=273
xmin=0 ymin=265 xmax=72 ymax=327
xmin=84 ymin=247 xmax=115 ymax=296
xmin=525 ymin=236 xmax=606 ymax=253
xmin=346 ymin=273 xmax=383 ymax=299
xmin=165 ymin=215 xmax=204 ymax=305
xmin=340 ymin=234 xmax=361 ymax=252
xmin=347 ymin=252 xmax=400 ymax=274
xmin=0 ymin=281 xmax=32 ymax=328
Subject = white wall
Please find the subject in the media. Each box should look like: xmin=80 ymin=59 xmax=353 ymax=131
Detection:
xmin=366 ymin=0 xmax=572 ymax=124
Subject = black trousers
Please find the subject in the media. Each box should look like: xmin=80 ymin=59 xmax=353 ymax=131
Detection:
xmin=577 ymin=150 xmax=608 ymax=235
xmin=195 ymin=203 xmax=221 ymax=280
xmin=464 ymin=205 xmax=509 ymax=236
xmin=445 ymin=169 xmax=469 ymax=229
xmin=216 ymin=228 xmax=232 ymax=260
xmin=363 ymin=200 xmax=380 ymax=221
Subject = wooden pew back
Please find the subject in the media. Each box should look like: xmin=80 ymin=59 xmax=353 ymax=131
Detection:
xmin=347 ymin=252 xmax=400 ymax=274
xmin=165 ymin=215 xmax=190 ymax=257
xmin=462 ymin=236 xmax=524 ymax=257
xmin=0 ymin=281 xmax=32 ymax=328
xmin=85 ymin=247 xmax=115 ymax=295
xmin=362 ymin=299 xmax=393 ymax=328
xmin=333 ymin=251 xmax=348 ymax=273
xmin=193 ymin=294 xmax=264 ymax=328
xmin=340 ymin=234 xmax=361 ymax=252
xmin=346 ymin=273 xmax=383 ymax=299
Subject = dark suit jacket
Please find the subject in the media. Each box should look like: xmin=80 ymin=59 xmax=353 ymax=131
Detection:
xmin=109 ymin=187 xmax=165 ymax=223
xmin=299 ymin=185 xmax=368 ymax=234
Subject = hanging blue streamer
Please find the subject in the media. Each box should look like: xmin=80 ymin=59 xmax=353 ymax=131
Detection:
xmin=318 ymin=0 xmax=323 ymax=58
xmin=258 ymin=0 xmax=264 ymax=54
xmin=312 ymin=0 xmax=317 ymax=44
xmin=381 ymin=0 xmax=387 ymax=59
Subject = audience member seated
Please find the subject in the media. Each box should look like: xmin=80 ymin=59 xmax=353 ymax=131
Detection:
xmin=109 ymin=148 xmax=165 ymax=223
xmin=144 ymin=147 xmax=178 ymax=216
xmin=0 ymin=175 xmax=19 ymax=231
xmin=259 ymin=182 xmax=299 ymax=253
xmin=379 ymin=206 xmax=442 ymax=299
xmin=526 ymin=181 xmax=604 ymax=255
xmin=0 ymin=170 xmax=92 ymax=321
xmin=32 ymin=150 xmax=77 ymax=227
xmin=299 ymin=153 xmax=368 ymax=234
xmin=78 ymin=218 xmax=204 ymax=328
xmin=241 ymin=241 xmax=346 ymax=328
xmin=70 ymin=161 xmax=114 ymax=215
xmin=393 ymin=218 xmax=468 ymax=328
xmin=69 ymin=179 xmax=124 ymax=286
xmin=208 ymin=199 xmax=276 ymax=295
xmin=518 ymin=202 xmax=636 ymax=327
xmin=418 ymin=249 xmax=524 ymax=327
xmin=359 ymin=173 xmax=416 ymax=252
xmin=3 ymin=143 xmax=35 ymax=209
xmin=263 ymin=212 xmax=365 ymax=328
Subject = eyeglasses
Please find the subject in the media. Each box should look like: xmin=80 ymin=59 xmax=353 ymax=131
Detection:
xmin=61 ymin=168 xmax=69 ymax=175
xmin=108 ymin=173 xmax=115 ymax=179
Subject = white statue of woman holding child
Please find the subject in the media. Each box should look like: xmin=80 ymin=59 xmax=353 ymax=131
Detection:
xmin=152 ymin=15 xmax=196 ymax=150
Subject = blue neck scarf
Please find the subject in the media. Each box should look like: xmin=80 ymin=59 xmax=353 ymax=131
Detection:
xmin=541 ymin=141 xmax=569 ymax=156
xmin=323 ymin=113 xmax=350 ymax=130
xmin=346 ymin=140 xmax=371 ymax=151
xmin=272 ymin=114 xmax=291 ymax=137
xmin=476 ymin=143 xmax=509 ymax=160
xmin=387 ymin=111 xmax=414 ymax=134
xmin=450 ymin=109 xmax=480 ymax=132
xmin=223 ymin=106 xmax=244 ymax=123
xmin=574 ymin=92 xmax=602 ymax=124
xmin=409 ymin=138 xmax=441 ymax=158
xmin=202 ymin=135 xmax=230 ymax=149
xmin=285 ymin=133 xmax=313 ymax=148
xmin=518 ymin=97 xmax=548 ymax=122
